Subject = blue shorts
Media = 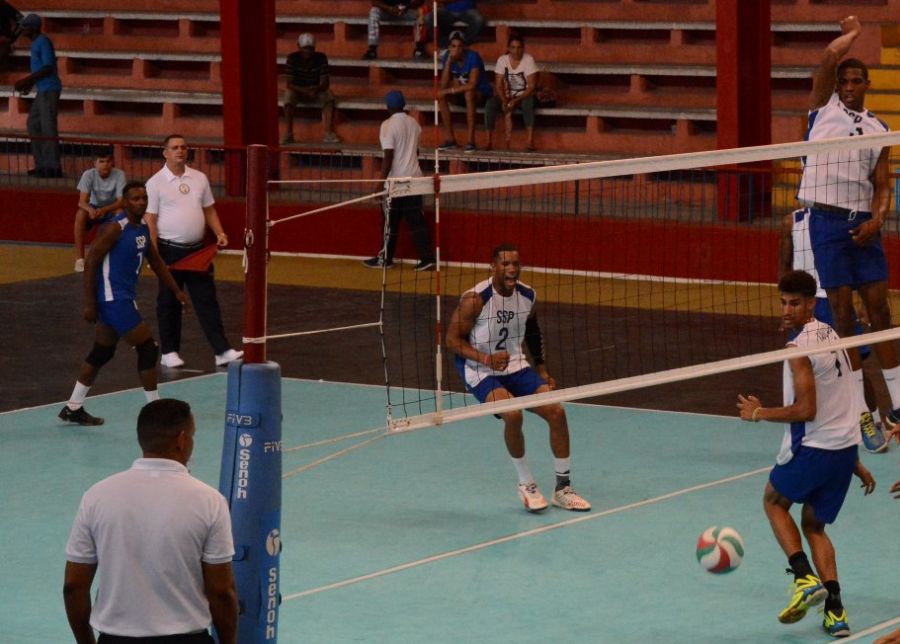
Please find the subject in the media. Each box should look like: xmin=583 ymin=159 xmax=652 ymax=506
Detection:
xmin=464 ymin=367 xmax=547 ymax=403
xmin=809 ymin=209 xmax=887 ymax=289
xmin=813 ymin=297 xmax=870 ymax=359
xmin=98 ymin=299 xmax=143 ymax=336
xmin=769 ymin=444 xmax=857 ymax=524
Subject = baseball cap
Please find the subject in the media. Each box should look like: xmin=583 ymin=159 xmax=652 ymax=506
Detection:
xmin=297 ymin=33 xmax=315 ymax=48
xmin=19 ymin=14 xmax=41 ymax=29
xmin=385 ymin=90 xmax=406 ymax=111
xmin=448 ymin=30 xmax=465 ymax=43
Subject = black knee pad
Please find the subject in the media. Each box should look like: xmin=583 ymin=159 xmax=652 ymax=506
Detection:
xmin=135 ymin=338 xmax=159 ymax=371
xmin=86 ymin=342 xmax=116 ymax=367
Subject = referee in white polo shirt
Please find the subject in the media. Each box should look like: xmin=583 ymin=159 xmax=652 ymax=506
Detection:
xmin=144 ymin=134 xmax=243 ymax=370
xmin=64 ymin=398 xmax=238 ymax=643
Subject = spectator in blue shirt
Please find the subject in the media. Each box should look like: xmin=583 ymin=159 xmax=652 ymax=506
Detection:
xmin=14 ymin=13 xmax=62 ymax=178
xmin=437 ymin=31 xmax=493 ymax=152
xmin=436 ymin=0 xmax=483 ymax=49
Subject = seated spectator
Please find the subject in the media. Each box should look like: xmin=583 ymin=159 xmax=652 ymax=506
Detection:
xmin=435 ymin=0 xmax=483 ymax=49
xmin=485 ymin=33 xmax=538 ymax=151
xmin=73 ymin=145 xmax=126 ymax=272
xmin=363 ymin=0 xmax=427 ymax=60
xmin=437 ymin=31 xmax=493 ymax=153
xmin=0 ymin=1 xmax=22 ymax=68
xmin=283 ymin=33 xmax=339 ymax=144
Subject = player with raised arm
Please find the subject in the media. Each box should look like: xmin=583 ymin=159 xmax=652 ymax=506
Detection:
xmin=797 ymin=16 xmax=899 ymax=447
xmin=59 ymin=181 xmax=187 ymax=426
xmin=446 ymin=243 xmax=590 ymax=513
xmin=737 ymin=270 xmax=875 ymax=638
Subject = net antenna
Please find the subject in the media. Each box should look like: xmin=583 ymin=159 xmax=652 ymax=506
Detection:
xmin=382 ymin=131 xmax=900 ymax=434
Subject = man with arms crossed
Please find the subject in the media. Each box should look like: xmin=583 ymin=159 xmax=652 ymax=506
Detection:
xmin=737 ymin=270 xmax=875 ymax=637
xmin=64 ymin=398 xmax=238 ymax=643
xmin=798 ymin=16 xmax=899 ymax=446
xmin=446 ymin=243 xmax=590 ymax=513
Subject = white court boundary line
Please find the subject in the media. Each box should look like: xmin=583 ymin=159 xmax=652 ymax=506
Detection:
xmin=844 ymin=616 xmax=900 ymax=641
xmin=281 ymin=465 xmax=771 ymax=602
xmin=0 ymin=372 xmax=224 ymax=417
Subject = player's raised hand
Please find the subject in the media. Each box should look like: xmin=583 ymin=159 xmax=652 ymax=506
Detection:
xmin=840 ymin=15 xmax=861 ymax=36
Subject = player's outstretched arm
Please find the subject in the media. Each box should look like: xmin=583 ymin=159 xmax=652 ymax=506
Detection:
xmin=809 ymin=15 xmax=861 ymax=110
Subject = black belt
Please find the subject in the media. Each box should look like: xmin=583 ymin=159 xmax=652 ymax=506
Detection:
xmin=158 ymin=239 xmax=204 ymax=249
xmin=809 ymin=203 xmax=868 ymax=217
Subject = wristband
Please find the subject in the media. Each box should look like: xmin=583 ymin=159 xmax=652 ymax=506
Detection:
xmin=751 ymin=407 xmax=762 ymax=422
xmin=479 ymin=352 xmax=490 ymax=366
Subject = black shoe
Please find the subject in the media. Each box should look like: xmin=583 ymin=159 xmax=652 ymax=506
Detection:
xmin=363 ymin=46 xmax=377 ymax=60
xmin=413 ymin=46 xmax=426 ymax=59
xmin=414 ymin=259 xmax=436 ymax=271
xmin=362 ymin=256 xmax=394 ymax=269
xmin=59 ymin=405 xmax=105 ymax=426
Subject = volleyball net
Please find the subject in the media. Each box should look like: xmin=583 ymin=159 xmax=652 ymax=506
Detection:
xmin=243 ymin=131 xmax=900 ymax=434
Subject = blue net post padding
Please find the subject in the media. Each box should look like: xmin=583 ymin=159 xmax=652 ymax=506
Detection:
xmin=219 ymin=361 xmax=283 ymax=643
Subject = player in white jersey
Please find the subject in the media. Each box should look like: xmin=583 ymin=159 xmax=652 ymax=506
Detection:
xmin=780 ymin=208 xmax=888 ymax=452
xmin=446 ymin=243 xmax=590 ymax=513
xmin=797 ymin=16 xmax=900 ymax=448
xmin=737 ymin=270 xmax=875 ymax=637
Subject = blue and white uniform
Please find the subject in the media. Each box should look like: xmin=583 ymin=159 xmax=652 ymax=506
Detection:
xmin=770 ymin=318 xmax=860 ymax=523
xmin=455 ymin=278 xmax=545 ymax=402
xmin=96 ymin=213 xmax=150 ymax=335
xmin=797 ymin=92 xmax=889 ymax=289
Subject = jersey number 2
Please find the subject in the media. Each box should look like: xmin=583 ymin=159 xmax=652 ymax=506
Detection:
xmin=495 ymin=327 xmax=508 ymax=351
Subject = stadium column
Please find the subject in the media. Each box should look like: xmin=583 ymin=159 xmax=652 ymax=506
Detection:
xmin=715 ymin=0 xmax=772 ymax=221
xmin=219 ymin=0 xmax=279 ymax=197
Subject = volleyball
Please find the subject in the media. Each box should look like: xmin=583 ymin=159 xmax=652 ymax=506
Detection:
xmin=696 ymin=526 xmax=744 ymax=574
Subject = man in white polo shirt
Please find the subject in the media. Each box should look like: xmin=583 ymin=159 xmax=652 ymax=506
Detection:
xmin=362 ymin=89 xmax=435 ymax=270
xmin=63 ymin=398 xmax=238 ymax=643
xmin=144 ymin=134 xmax=243 ymax=369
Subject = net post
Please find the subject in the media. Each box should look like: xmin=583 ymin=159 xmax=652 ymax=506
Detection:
xmin=218 ymin=144 xmax=282 ymax=643
xmin=244 ymin=144 xmax=269 ymax=363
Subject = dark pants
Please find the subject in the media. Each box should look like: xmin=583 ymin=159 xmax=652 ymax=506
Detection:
xmin=98 ymin=631 xmax=213 ymax=643
xmin=156 ymin=240 xmax=231 ymax=355
xmin=27 ymin=90 xmax=60 ymax=172
xmin=382 ymin=195 xmax=433 ymax=263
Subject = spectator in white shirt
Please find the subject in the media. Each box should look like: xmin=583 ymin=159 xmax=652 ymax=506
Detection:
xmin=363 ymin=90 xmax=435 ymax=271
xmin=485 ymin=33 xmax=539 ymax=151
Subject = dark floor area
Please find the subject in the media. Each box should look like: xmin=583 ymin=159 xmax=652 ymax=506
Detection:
xmin=0 ymin=272 xmax=784 ymax=419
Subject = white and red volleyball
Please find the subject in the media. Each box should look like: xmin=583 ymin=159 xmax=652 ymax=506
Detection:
xmin=696 ymin=526 xmax=744 ymax=574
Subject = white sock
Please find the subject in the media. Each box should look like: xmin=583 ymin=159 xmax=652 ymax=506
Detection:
xmin=511 ymin=456 xmax=533 ymax=485
xmin=144 ymin=389 xmax=160 ymax=403
xmin=882 ymin=365 xmax=900 ymax=411
xmin=553 ymin=457 xmax=571 ymax=477
xmin=67 ymin=381 xmax=90 ymax=410
xmin=873 ymin=408 xmax=883 ymax=426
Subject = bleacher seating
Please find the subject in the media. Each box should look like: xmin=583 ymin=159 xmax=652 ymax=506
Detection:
xmin=1 ymin=0 xmax=898 ymax=157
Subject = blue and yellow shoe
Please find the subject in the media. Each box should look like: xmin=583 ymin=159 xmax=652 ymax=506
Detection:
xmin=822 ymin=608 xmax=850 ymax=638
xmin=860 ymin=411 xmax=887 ymax=453
xmin=778 ymin=574 xmax=828 ymax=624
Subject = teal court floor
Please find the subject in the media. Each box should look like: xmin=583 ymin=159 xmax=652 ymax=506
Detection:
xmin=2 ymin=374 xmax=900 ymax=643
